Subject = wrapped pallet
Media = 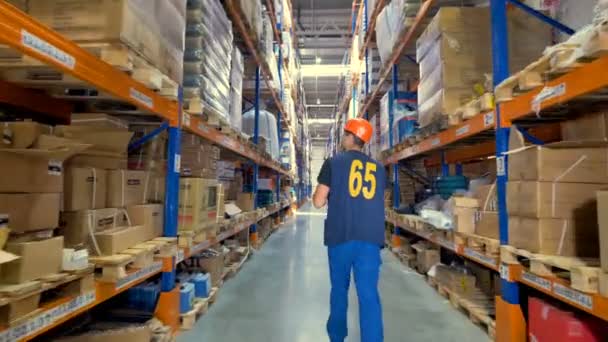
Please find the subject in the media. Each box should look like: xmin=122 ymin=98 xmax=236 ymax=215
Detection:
xmin=184 ymin=0 xmax=233 ymax=117
xmin=23 ymin=0 xmax=186 ymax=83
xmin=416 ymin=7 xmax=551 ymax=128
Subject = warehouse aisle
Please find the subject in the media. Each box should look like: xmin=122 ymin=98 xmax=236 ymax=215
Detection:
xmin=179 ymin=205 xmax=489 ymax=342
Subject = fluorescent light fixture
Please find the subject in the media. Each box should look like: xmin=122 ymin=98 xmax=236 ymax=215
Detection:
xmin=301 ymin=64 xmax=349 ymax=77
xmin=316 ymin=56 xmax=322 ymax=64
xmin=308 ymin=118 xmax=335 ymax=124
xmin=316 ymin=98 xmax=321 ymax=105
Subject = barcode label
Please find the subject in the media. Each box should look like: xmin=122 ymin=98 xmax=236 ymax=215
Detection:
xmin=21 ymin=30 xmax=75 ymax=69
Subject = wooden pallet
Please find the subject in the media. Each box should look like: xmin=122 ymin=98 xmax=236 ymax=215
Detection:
xmin=428 ymin=277 xmax=496 ymax=339
xmin=455 ymin=233 xmax=500 ymax=256
xmin=496 ymin=27 xmax=608 ymax=104
xmin=0 ymin=271 xmax=94 ymax=326
xmin=0 ymin=42 xmax=178 ymax=100
xmin=500 ymin=245 xmax=601 ymax=293
xmin=178 ymin=231 xmax=208 ymax=249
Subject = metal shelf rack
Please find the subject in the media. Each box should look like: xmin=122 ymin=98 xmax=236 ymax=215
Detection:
xmin=347 ymin=0 xmax=608 ymax=340
xmin=0 ymin=0 xmax=300 ymax=340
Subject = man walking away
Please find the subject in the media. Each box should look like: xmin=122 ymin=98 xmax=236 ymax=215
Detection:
xmin=312 ymin=118 xmax=386 ymax=342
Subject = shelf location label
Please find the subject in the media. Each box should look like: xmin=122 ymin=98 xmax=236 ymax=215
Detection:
xmin=554 ymin=283 xmax=593 ymax=310
xmin=21 ymin=30 xmax=75 ymax=70
xmin=431 ymin=138 xmax=441 ymax=147
xmin=116 ymin=262 xmax=162 ymax=290
xmin=455 ymin=124 xmax=470 ymax=137
xmin=522 ymin=271 xmax=551 ymax=292
xmin=484 ymin=112 xmax=495 ymax=127
xmin=130 ymin=88 xmax=154 ymax=109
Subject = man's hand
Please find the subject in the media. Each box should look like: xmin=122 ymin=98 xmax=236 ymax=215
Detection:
xmin=313 ymin=184 xmax=330 ymax=208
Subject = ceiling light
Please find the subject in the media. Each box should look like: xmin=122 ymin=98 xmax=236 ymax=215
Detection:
xmin=316 ymin=98 xmax=321 ymax=105
xmin=316 ymin=56 xmax=322 ymax=64
xmin=301 ymin=64 xmax=349 ymax=77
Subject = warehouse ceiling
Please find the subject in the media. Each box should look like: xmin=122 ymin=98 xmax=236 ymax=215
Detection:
xmin=294 ymin=0 xmax=353 ymax=144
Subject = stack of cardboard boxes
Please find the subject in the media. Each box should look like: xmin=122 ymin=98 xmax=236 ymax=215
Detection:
xmin=0 ymin=115 xmax=166 ymax=288
xmin=416 ymin=7 xmax=551 ymax=128
xmin=0 ymin=122 xmax=86 ymax=284
xmin=178 ymin=132 xmax=224 ymax=238
xmin=58 ymin=115 xmax=164 ymax=256
xmin=507 ymin=123 xmax=607 ymax=257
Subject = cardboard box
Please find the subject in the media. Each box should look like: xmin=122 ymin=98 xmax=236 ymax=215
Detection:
xmin=474 ymin=184 xmax=497 ymax=211
xmin=597 ymin=191 xmax=608 ymax=271
xmin=198 ymin=252 xmax=224 ymax=286
xmin=507 ymin=137 xmax=608 ymax=183
xmin=147 ymin=174 xmax=165 ymax=203
xmin=509 ymin=216 xmax=598 ymax=257
xmin=70 ymin=113 xmax=129 ymax=130
xmin=126 ymin=204 xmax=163 ymax=240
xmin=434 ymin=264 xmax=478 ymax=298
xmin=600 ymin=271 xmax=608 ymax=297
xmin=178 ymin=178 xmax=218 ymax=231
xmin=0 ymin=122 xmax=51 ymax=149
xmin=416 ymin=248 xmax=440 ymax=274
xmin=475 ymin=211 xmax=499 ymax=239
xmin=67 ymin=154 xmax=128 ymax=170
xmin=64 ymin=167 xmax=107 ymax=211
xmin=60 ymin=208 xmax=123 ymax=248
xmin=0 ymin=193 xmax=60 ymax=233
xmin=453 ymin=207 xmax=476 ymax=234
xmin=0 ymin=135 xmax=88 ymax=193
xmin=55 ymin=126 xmax=133 ymax=155
xmin=1 ymin=237 xmax=64 ymax=283
xmin=236 ymin=192 xmax=255 ymax=212
xmin=561 ymin=111 xmax=608 ymax=141
xmin=93 ymin=225 xmax=147 ymax=255
xmin=106 ymin=170 xmax=148 ymax=207
xmin=507 ymin=181 xmax=604 ymax=219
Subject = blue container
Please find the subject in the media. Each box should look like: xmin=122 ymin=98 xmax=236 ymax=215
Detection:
xmin=192 ymin=273 xmax=211 ymax=298
xmin=127 ymin=282 xmax=160 ymax=313
xmin=180 ymin=283 xmax=195 ymax=313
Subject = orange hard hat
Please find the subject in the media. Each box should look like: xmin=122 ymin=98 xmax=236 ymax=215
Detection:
xmin=344 ymin=118 xmax=373 ymax=143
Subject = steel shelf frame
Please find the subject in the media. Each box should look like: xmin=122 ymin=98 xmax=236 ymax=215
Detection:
xmin=0 ymin=1 xmax=298 ymax=340
xmin=352 ymin=0 xmax=608 ymax=339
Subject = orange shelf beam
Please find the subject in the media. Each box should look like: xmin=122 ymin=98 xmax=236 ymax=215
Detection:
xmin=0 ymin=2 xmax=179 ymax=126
xmin=183 ymin=114 xmax=290 ymax=176
xmin=358 ymin=0 xmax=434 ymax=118
xmin=358 ymin=0 xmax=385 ymax=58
xmin=224 ymin=0 xmax=296 ymax=142
xmin=384 ymin=111 xmax=497 ymax=165
xmin=500 ymin=55 xmax=608 ymax=124
xmin=265 ymin=0 xmax=282 ymax=44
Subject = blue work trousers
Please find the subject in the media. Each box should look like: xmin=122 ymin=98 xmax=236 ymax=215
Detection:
xmin=327 ymin=241 xmax=383 ymax=342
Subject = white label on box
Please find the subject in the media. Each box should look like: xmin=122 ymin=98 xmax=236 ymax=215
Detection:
xmin=484 ymin=112 xmax=495 ymax=127
xmin=175 ymin=249 xmax=185 ymax=264
xmin=456 ymin=125 xmax=470 ymax=137
xmin=496 ymin=156 xmax=506 ymax=176
xmin=48 ymin=160 xmax=62 ymax=176
xmin=554 ymin=283 xmax=593 ymax=310
xmin=21 ymin=30 xmax=76 ymax=69
xmin=500 ymin=264 xmax=510 ymax=280
xmin=174 ymin=154 xmax=181 ymax=173
xmin=129 ymin=88 xmax=154 ymax=109
xmin=522 ymin=271 xmax=551 ymax=291
xmin=182 ymin=113 xmax=191 ymax=127
xmin=0 ymin=291 xmax=95 ymax=341
xmin=115 ymin=261 xmax=162 ymax=290
xmin=464 ymin=248 xmax=498 ymax=268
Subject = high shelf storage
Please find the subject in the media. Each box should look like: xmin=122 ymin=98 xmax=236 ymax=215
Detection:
xmin=0 ymin=0 xmax=308 ymax=340
xmin=339 ymin=0 xmax=608 ymax=341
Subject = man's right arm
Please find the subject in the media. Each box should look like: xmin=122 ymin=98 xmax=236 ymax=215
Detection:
xmin=313 ymin=158 xmax=331 ymax=208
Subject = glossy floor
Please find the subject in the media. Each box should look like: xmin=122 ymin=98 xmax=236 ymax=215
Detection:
xmin=179 ymin=205 xmax=490 ymax=342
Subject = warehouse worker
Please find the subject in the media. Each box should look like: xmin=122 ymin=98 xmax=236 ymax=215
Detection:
xmin=313 ymin=118 xmax=386 ymax=342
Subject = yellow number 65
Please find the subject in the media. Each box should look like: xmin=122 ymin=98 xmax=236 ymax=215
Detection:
xmin=348 ymin=160 xmax=377 ymax=199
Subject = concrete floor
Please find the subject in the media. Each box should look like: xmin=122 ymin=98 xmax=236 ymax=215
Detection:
xmin=179 ymin=205 xmax=490 ymax=342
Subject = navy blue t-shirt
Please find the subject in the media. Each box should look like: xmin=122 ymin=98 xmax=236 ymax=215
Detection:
xmin=317 ymin=150 xmax=386 ymax=247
